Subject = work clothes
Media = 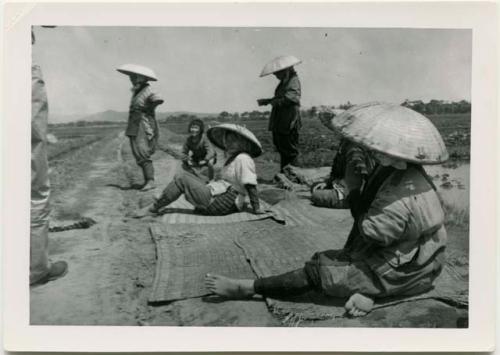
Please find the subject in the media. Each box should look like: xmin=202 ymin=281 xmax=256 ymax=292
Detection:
xmin=268 ymin=72 xmax=302 ymax=170
xmin=181 ymin=134 xmax=216 ymax=182
xmin=30 ymin=65 xmax=51 ymax=284
xmin=126 ymin=83 xmax=163 ymax=181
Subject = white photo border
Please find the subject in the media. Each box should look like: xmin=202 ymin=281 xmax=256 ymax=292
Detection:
xmin=3 ymin=1 xmax=497 ymax=352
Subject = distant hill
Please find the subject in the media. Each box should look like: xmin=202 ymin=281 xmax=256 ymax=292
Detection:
xmin=51 ymin=110 xmax=218 ymax=124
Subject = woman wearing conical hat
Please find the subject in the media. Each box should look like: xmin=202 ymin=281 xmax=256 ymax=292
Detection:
xmin=117 ymin=64 xmax=164 ymax=191
xmin=205 ymin=103 xmax=448 ymax=317
xmin=258 ymin=55 xmax=302 ymax=173
xmin=131 ymin=124 xmax=266 ymax=217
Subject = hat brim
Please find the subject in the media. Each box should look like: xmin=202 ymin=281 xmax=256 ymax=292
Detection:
xmin=332 ymin=103 xmax=449 ymax=165
xmin=259 ymin=60 xmax=302 ymax=77
xmin=116 ymin=69 xmax=157 ymax=81
xmin=207 ymin=126 xmax=263 ymax=158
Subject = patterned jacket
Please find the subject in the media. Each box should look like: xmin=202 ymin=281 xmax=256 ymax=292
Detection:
xmin=126 ymin=83 xmax=163 ymax=137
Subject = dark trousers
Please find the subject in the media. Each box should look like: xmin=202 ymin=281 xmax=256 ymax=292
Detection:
xmin=272 ymin=130 xmax=299 ymax=171
xmin=254 ymin=268 xmax=318 ymax=298
xmin=129 ymin=126 xmax=156 ymax=182
xmin=154 ymin=171 xmax=238 ymax=215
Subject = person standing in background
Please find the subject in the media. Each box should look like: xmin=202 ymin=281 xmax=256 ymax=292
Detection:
xmin=30 ymin=26 xmax=68 ymax=286
xmin=258 ymin=55 xmax=302 ymax=173
xmin=117 ymin=64 xmax=164 ymax=191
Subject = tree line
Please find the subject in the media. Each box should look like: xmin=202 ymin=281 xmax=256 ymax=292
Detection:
xmin=49 ymin=99 xmax=471 ymax=127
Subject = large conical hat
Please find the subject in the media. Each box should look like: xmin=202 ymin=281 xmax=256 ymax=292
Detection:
xmin=331 ymin=102 xmax=448 ymax=164
xmin=207 ymin=123 xmax=263 ymax=158
xmin=116 ymin=64 xmax=158 ymax=81
xmin=260 ymin=55 xmax=302 ymax=77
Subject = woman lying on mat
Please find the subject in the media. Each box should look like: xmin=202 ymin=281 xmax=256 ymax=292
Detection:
xmin=181 ymin=118 xmax=217 ymax=183
xmin=205 ymin=103 xmax=449 ymax=317
xmin=132 ymin=123 xmax=266 ymax=217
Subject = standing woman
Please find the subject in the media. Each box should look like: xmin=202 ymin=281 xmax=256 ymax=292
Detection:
xmin=258 ymin=55 xmax=302 ymax=173
xmin=117 ymin=64 xmax=164 ymax=191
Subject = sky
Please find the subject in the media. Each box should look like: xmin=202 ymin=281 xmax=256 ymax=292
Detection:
xmin=32 ymin=26 xmax=472 ymax=119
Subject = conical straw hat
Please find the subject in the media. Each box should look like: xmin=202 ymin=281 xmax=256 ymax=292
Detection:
xmin=260 ymin=55 xmax=302 ymax=77
xmin=331 ymin=102 xmax=448 ymax=164
xmin=207 ymin=123 xmax=263 ymax=158
xmin=116 ymin=64 xmax=158 ymax=81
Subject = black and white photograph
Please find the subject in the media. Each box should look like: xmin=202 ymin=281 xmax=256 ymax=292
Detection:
xmin=3 ymin=2 xmax=497 ymax=352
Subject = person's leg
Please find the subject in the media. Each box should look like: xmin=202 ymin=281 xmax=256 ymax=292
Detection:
xmin=132 ymin=171 xmax=212 ymax=217
xmin=272 ymin=131 xmax=285 ymax=172
xmin=140 ymin=161 xmax=156 ymax=191
xmin=205 ymin=258 xmax=375 ymax=317
xmin=30 ymin=65 xmax=67 ymax=285
xmin=204 ymin=268 xmax=315 ymax=299
xmin=165 ymin=171 xmax=212 ymax=209
xmin=280 ymin=131 xmax=299 ymax=168
xmin=130 ymin=128 xmax=155 ymax=190
xmin=288 ymin=129 xmax=300 ymax=166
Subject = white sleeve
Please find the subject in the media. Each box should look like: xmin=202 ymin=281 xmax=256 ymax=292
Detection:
xmin=235 ymin=154 xmax=258 ymax=186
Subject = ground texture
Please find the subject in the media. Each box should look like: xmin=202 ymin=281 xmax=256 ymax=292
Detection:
xmin=30 ymin=130 xmax=468 ymax=327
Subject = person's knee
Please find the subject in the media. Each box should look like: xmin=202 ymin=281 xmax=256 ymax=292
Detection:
xmin=173 ymin=171 xmax=187 ymax=183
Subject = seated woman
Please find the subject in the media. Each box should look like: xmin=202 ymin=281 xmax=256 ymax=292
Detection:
xmin=204 ymin=103 xmax=449 ymax=317
xmin=132 ymin=123 xmax=266 ymax=217
xmin=311 ymin=109 xmax=375 ymax=208
xmin=182 ymin=119 xmax=216 ymax=183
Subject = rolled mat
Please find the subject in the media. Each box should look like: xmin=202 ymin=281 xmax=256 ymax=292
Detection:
xmin=235 ymin=225 xmax=469 ymax=323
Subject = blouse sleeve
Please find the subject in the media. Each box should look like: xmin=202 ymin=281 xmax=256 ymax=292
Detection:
xmin=234 ymin=154 xmax=258 ymax=186
xmin=359 ymin=183 xmax=409 ymax=246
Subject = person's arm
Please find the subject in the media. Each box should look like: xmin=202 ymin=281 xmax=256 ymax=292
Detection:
xmin=148 ymin=92 xmax=164 ymax=108
xmin=181 ymin=140 xmax=191 ymax=163
xmin=270 ymin=77 xmax=301 ymax=107
xmin=245 ymin=184 xmax=262 ymax=213
xmin=358 ymin=185 xmax=409 ymax=247
xmin=202 ymin=136 xmax=216 ymax=164
xmin=234 ymin=155 xmax=262 ymax=214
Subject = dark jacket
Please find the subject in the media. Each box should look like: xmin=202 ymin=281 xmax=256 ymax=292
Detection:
xmin=268 ymin=73 xmax=302 ymax=134
xmin=182 ymin=134 xmax=216 ymax=165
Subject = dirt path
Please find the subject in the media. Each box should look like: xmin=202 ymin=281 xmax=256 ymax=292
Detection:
xmin=30 ymin=133 xmax=468 ymax=327
xmin=30 ymin=133 xmax=279 ymax=326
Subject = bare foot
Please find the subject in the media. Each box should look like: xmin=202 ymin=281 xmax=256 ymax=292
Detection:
xmin=344 ymin=293 xmax=374 ymax=317
xmin=130 ymin=204 xmax=157 ymax=219
xmin=204 ymin=274 xmax=255 ymax=298
xmin=140 ymin=180 xmax=156 ymax=192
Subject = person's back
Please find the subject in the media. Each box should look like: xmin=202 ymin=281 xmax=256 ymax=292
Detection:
xmin=357 ymin=164 xmax=447 ymax=296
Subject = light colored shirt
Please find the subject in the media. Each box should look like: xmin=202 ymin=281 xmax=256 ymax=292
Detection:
xmin=207 ymin=153 xmax=258 ymax=210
